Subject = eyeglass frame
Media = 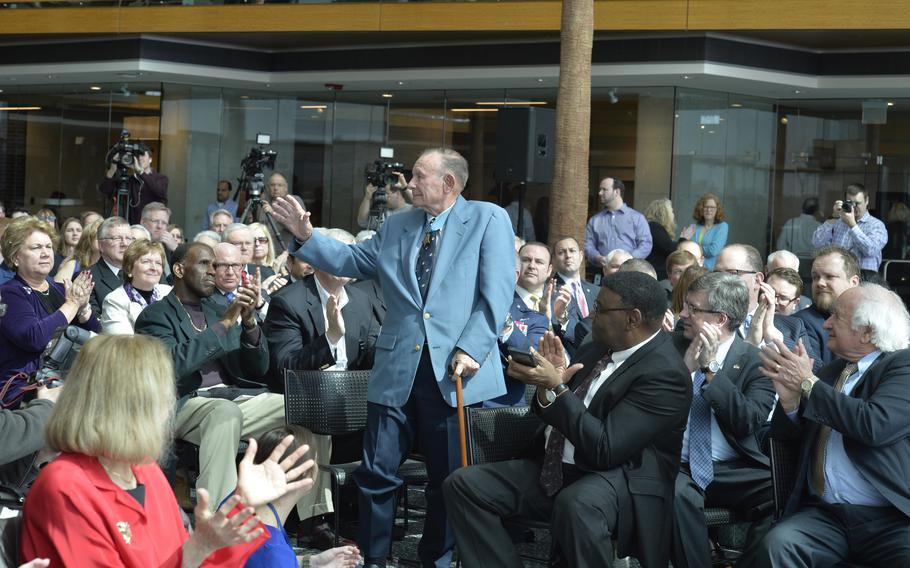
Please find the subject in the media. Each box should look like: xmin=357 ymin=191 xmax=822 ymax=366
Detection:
xmin=592 ymin=300 xmax=636 ymax=315
xmin=682 ymin=301 xmax=723 ymax=316
xmin=213 ymin=262 xmax=243 ymax=272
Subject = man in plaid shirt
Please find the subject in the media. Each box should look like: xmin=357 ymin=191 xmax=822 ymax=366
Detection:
xmin=811 ymin=183 xmax=887 ymax=274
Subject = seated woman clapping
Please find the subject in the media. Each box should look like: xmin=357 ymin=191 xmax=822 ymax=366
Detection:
xmin=101 ymin=239 xmax=172 ymax=334
xmin=19 ymin=334 xmax=315 ymax=567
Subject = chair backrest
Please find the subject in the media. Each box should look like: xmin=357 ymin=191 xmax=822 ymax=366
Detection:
xmin=0 ymin=514 xmax=22 ymax=568
xmin=284 ymin=369 xmax=371 ymax=436
xmin=466 ymin=405 xmax=542 ymax=465
xmin=769 ymin=437 xmax=801 ymax=520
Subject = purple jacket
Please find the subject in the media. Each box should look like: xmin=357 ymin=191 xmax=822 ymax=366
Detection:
xmin=0 ymin=276 xmax=100 ymax=408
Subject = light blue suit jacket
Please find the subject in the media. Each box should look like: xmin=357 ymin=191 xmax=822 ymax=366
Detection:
xmin=289 ymin=196 xmax=516 ymax=408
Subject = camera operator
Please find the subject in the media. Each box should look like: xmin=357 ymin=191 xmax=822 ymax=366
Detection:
xmin=253 ymin=173 xmax=304 ymax=248
xmin=356 ymin=171 xmax=411 ymax=230
xmin=98 ymin=144 xmax=169 ymax=225
xmin=811 ymin=183 xmax=887 ymax=276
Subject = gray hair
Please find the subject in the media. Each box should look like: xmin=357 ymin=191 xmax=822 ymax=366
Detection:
xmin=421 ymin=148 xmax=469 ymax=191
xmin=851 ymin=283 xmax=910 ymax=352
xmin=767 ymin=249 xmax=800 ymax=271
xmin=97 ymin=216 xmax=129 ymax=240
xmin=324 ymin=228 xmax=356 ymax=245
xmin=606 ymin=249 xmax=633 ymax=263
xmin=129 ymin=224 xmax=151 ymax=240
xmin=193 ymin=230 xmax=221 ymax=244
xmin=618 ymin=258 xmax=657 ymax=280
xmin=210 ymin=208 xmax=234 ymax=225
xmin=222 ymin=223 xmax=251 ymax=241
xmin=688 ymin=272 xmax=749 ymax=331
xmin=140 ymin=201 xmax=171 ymax=220
xmin=355 ymin=230 xmax=376 ymax=243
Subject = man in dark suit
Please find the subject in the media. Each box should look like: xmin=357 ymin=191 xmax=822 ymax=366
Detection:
xmin=714 ymin=244 xmax=815 ymax=359
xmin=444 ymin=272 xmax=691 ymax=567
xmin=743 ymin=283 xmax=910 ymax=567
xmin=209 ymin=242 xmax=270 ymax=322
xmin=792 ymin=246 xmax=861 ymax=370
xmin=87 ymin=216 xmax=130 ymax=315
xmin=134 ymin=243 xmax=327 ymax=520
xmin=669 ymin=272 xmax=775 ymax=568
xmin=552 ymin=236 xmax=599 ymax=353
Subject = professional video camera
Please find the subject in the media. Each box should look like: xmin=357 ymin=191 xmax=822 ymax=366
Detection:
xmin=30 ymin=326 xmax=95 ymax=389
xmin=105 ymin=129 xmax=145 ymax=170
xmin=236 ymin=133 xmax=285 ymax=252
xmin=240 ymin=146 xmax=278 ymax=199
xmin=365 ymin=159 xmax=405 ymax=189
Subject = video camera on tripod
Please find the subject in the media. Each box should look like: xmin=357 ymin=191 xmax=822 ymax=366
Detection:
xmin=105 ymin=129 xmax=146 ymax=170
xmin=364 ymin=159 xmax=405 ymax=230
xmin=240 ymin=134 xmax=278 ymax=199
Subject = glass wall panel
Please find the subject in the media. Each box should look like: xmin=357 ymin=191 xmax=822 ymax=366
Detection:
xmin=672 ymin=88 xmax=777 ymax=256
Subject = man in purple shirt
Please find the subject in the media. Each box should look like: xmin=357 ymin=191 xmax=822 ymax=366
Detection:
xmin=584 ymin=176 xmax=652 ymax=269
xmin=811 ymin=183 xmax=887 ymax=273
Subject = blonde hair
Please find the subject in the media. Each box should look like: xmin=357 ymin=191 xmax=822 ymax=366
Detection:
xmin=73 ymin=219 xmax=102 ymax=268
xmin=122 ymin=240 xmax=166 ymax=284
xmin=45 ymin=335 xmax=176 ymax=464
xmin=248 ymin=222 xmax=276 ymax=265
xmin=1 ymin=217 xmax=58 ymax=272
xmin=644 ymin=198 xmax=676 ymax=237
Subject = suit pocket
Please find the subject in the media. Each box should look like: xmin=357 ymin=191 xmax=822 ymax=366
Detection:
xmin=376 ymin=333 xmax=397 ymax=351
xmin=627 ymin=475 xmax=668 ymax=498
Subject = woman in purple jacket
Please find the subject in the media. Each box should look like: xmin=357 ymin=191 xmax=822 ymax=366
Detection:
xmin=0 ymin=217 xmax=99 ymax=409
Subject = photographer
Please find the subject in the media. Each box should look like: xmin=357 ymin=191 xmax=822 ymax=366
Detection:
xmin=356 ymin=171 xmax=411 ymax=230
xmin=811 ymin=183 xmax=887 ymax=275
xmin=98 ymin=143 xmax=169 ymax=225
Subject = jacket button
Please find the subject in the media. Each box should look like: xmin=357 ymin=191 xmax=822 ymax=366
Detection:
xmin=415 ymin=344 xmax=421 ymax=351
xmin=424 ymin=312 xmax=431 ymax=320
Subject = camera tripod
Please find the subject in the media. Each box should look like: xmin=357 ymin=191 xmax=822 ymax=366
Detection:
xmin=241 ymin=194 xmax=287 ymax=253
xmin=113 ymin=165 xmax=132 ymax=221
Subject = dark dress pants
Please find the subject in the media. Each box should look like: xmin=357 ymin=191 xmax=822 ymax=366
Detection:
xmin=670 ymin=459 xmax=773 ymax=568
xmin=443 ymin=458 xmax=628 ymax=567
xmin=353 ymin=348 xmax=461 ymax=568
xmin=741 ymin=501 xmax=910 ymax=568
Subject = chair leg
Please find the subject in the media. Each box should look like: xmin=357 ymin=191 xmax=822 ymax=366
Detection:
xmin=331 ymin=474 xmax=341 ymax=548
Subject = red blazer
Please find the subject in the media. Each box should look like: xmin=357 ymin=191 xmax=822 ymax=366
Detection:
xmin=21 ymin=452 xmax=267 ymax=567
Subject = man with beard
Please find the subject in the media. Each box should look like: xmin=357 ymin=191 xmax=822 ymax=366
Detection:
xmin=792 ymin=246 xmax=861 ymax=369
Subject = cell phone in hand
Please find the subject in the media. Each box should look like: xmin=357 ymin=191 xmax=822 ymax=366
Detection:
xmin=507 ymin=347 xmax=538 ymax=367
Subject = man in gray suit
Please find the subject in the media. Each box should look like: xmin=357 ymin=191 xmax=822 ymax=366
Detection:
xmin=744 ymin=283 xmax=910 ymax=567
xmin=669 ymin=272 xmax=775 ymax=568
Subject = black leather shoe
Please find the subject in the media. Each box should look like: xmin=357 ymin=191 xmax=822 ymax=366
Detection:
xmin=305 ymin=521 xmax=357 ymax=551
xmin=363 ymin=558 xmax=386 ymax=568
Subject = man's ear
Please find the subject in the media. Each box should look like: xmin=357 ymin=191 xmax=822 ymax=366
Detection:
xmin=172 ymin=262 xmax=184 ymax=280
xmin=443 ymin=173 xmax=456 ymax=193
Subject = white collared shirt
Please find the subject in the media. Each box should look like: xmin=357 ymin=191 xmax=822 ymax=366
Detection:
xmin=550 ymin=330 xmax=660 ymax=465
xmin=680 ymin=334 xmax=739 ymax=463
xmin=103 ymin=258 xmax=121 ymax=277
xmin=313 ymin=277 xmax=350 ymax=370
xmin=515 ymin=286 xmax=545 ymax=311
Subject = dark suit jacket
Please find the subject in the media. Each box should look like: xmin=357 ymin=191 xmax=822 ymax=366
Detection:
xmin=489 ymin=293 xmax=550 ymax=406
xmin=793 ymin=304 xmax=831 ymax=371
xmin=671 ymin=332 xmax=775 ymax=468
xmin=739 ymin=312 xmax=819 ymax=370
xmin=770 ymin=350 xmax=910 ymax=519
xmin=262 ymin=276 xmax=379 ymax=392
xmin=245 ymin=263 xmax=275 ymax=281
xmin=350 ymin=278 xmax=386 ymax=325
xmin=87 ymin=260 xmax=122 ymax=317
xmin=553 ymin=274 xmax=600 ymax=356
xmin=531 ymin=332 xmax=691 ymax=567
xmin=134 ymin=291 xmax=269 ymax=399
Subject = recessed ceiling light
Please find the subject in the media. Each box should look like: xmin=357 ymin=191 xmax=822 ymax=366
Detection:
xmin=382 ymin=93 xmax=393 ymax=98
xmin=397 ymin=81 xmax=406 ymax=86
xmin=451 ymin=108 xmax=498 ymax=112
xmin=90 ymin=86 xmax=102 ymax=91
xmin=0 ymin=106 xmax=41 ymax=111
xmin=888 ymin=101 xmax=895 ymax=107
xmin=794 ymin=90 xmax=801 ymax=94
xmin=475 ymin=101 xmax=548 ymax=106
xmin=300 ymin=105 xmax=327 ymax=109
xmin=731 ymin=102 xmax=743 ymax=108
xmin=537 ymin=78 xmax=545 ymax=83
xmin=117 ymin=72 xmax=143 ymax=78
xmin=682 ymin=75 xmax=690 ymax=80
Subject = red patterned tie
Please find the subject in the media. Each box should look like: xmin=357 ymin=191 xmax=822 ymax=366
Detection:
xmin=539 ymin=352 xmax=613 ymax=496
xmin=573 ymin=282 xmax=589 ymax=319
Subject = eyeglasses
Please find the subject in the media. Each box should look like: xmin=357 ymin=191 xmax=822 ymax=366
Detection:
xmin=100 ymin=236 xmax=135 ymax=244
xmin=683 ymin=301 xmax=722 ymax=315
xmin=213 ymin=262 xmax=242 ymax=272
xmin=719 ymin=268 xmax=757 ymax=277
xmin=775 ymin=295 xmax=797 ymax=307
xmin=592 ymin=301 xmax=635 ymax=315
xmin=253 ymin=237 xmax=269 ymax=244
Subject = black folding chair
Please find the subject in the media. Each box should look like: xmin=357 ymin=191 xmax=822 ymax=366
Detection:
xmin=284 ymin=369 xmax=427 ymax=545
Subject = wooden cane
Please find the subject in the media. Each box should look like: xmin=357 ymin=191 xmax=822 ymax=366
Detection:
xmin=454 ymin=370 xmax=468 ymax=468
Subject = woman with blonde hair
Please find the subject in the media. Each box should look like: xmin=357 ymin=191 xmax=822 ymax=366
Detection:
xmin=54 ymin=218 xmax=102 ymax=283
xmin=20 ymin=334 xmax=315 ymax=567
xmin=644 ymin=198 xmax=678 ymax=280
xmin=248 ymin=222 xmax=286 ymax=286
xmin=680 ymin=192 xmax=728 ymax=269
xmin=101 ymin=239 xmax=172 ymax=334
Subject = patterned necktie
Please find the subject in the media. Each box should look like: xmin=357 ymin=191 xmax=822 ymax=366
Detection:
xmin=811 ymin=362 xmax=858 ymax=495
xmin=687 ymin=369 xmax=714 ymax=490
xmin=415 ymin=227 xmax=439 ymax=302
xmin=741 ymin=313 xmax=754 ymax=337
xmin=539 ymin=352 xmax=613 ymax=497
xmin=573 ymin=282 xmax=589 ymax=319
xmin=225 ymin=291 xmax=236 ymax=302
xmin=529 ymin=295 xmax=540 ymax=311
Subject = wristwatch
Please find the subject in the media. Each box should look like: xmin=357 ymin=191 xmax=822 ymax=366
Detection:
xmin=544 ymin=383 xmax=569 ymax=404
xmin=700 ymin=360 xmax=721 ymax=374
xmin=800 ymin=375 xmax=819 ymax=399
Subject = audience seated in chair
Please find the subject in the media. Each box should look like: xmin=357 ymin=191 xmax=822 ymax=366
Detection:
xmin=444 ymin=272 xmax=691 ymax=567
xmin=100 ymin=239 xmax=171 ymax=334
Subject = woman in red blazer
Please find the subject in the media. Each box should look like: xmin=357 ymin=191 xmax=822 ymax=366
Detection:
xmin=20 ymin=334 xmax=315 ymax=567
